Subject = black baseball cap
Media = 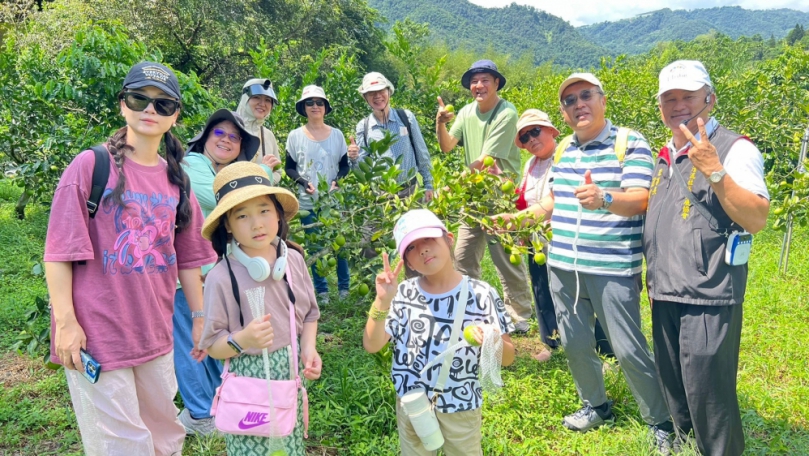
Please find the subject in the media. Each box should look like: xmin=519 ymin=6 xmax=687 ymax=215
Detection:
xmin=122 ymin=62 xmax=182 ymax=100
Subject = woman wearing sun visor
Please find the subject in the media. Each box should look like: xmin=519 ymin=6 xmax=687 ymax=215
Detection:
xmin=236 ymin=78 xmax=284 ymax=183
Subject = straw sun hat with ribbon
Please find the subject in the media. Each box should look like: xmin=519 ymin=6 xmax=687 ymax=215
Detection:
xmin=201 ymin=162 xmax=299 ymax=241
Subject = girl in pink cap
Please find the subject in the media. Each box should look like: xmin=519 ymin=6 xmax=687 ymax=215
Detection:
xmin=363 ymin=209 xmax=516 ymax=455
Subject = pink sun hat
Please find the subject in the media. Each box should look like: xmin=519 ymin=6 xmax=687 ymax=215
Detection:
xmin=393 ymin=209 xmax=448 ymax=257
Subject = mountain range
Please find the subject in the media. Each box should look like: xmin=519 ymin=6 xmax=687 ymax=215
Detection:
xmin=368 ymin=0 xmax=809 ymax=67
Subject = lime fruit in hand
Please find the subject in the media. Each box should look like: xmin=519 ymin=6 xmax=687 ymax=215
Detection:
xmin=358 ymin=284 xmax=370 ymax=296
xmin=483 ymin=156 xmax=494 ymax=168
xmin=445 ymin=104 xmax=455 ymax=113
xmin=463 ymin=326 xmax=481 ymax=347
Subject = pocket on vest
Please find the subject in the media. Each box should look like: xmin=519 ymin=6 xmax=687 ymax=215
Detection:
xmin=692 ymin=229 xmax=707 ymax=276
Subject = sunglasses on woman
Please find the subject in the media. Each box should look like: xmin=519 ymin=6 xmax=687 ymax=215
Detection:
xmin=561 ymin=89 xmax=603 ymax=108
xmin=212 ymin=128 xmax=241 ymax=143
xmin=519 ymin=127 xmax=544 ymax=144
xmin=121 ymin=92 xmax=180 ymax=116
xmin=304 ymin=99 xmax=325 ymax=107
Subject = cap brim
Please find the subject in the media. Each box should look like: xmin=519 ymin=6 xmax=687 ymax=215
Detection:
xmin=201 ymin=186 xmax=299 ymax=241
xmin=655 ymin=81 xmax=709 ymax=98
xmin=124 ymin=80 xmax=180 ymax=100
xmin=397 ymin=227 xmax=445 ymax=257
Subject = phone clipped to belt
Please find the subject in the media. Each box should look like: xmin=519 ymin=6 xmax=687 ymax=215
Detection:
xmin=80 ymin=349 xmax=102 ymax=384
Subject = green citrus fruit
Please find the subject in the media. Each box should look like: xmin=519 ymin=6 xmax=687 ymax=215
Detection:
xmin=773 ymin=207 xmax=784 ymax=215
xmin=509 ymin=254 xmax=521 ymax=265
xmin=358 ymin=284 xmax=370 ymax=296
xmin=463 ymin=326 xmax=481 ymax=346
xmin=545 ymin=231 xmax=553 ymax=241
xmin=386 ymin=239 xmax=397 ymax=249
xmin=45 ymin=361 xmax=61 ymax=370
xmin=533 ymin=252 xmax=546 ymax=265
xmin=50 ymin=165 xmax=58 ymax=171
xmin=483 ymin=156 xmax=495 ymax=168
xmin=501 ymin=181 xmax=515 ymax=193
xmin=335 ymin=235 xmax=346 ymax=247
xmin=445 ymin=104 xmax=455 ymax=113
xmin=327 ymin=257 xmax=337 ymax=267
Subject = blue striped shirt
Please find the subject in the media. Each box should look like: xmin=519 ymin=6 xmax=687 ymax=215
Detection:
xmin=548 ymin=120 xmax=654 ymax=276
xmin=353 ymin=109 xmax=434 ymax=189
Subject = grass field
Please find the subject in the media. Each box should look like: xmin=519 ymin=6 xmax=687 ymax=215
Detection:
xmin=1 ymin=179 xmax=807 ymax=455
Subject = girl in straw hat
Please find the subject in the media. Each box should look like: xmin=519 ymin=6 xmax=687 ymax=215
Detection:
xmin=199 ymin=161 xmax=321 ymax=455
xmin=43 ymin=61 xmax=217 ymax=455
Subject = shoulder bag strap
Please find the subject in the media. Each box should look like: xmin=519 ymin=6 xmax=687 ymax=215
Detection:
xmin=554 ymin=136 xmax=574 ymax=164
xmin=481 ymin=99 xmax=504 ymax=146
xmin=395 ymin=108 xmax=420 ymax=169
xmin=284 ymin=267 xmax=299 ymax=377
xmin=671 ymin=160 xmax=724 ymax=233
xmin=363 ymin=115 xmax=370 ymax=149
xmin=434 ymin=276 xmax=469 ymax=393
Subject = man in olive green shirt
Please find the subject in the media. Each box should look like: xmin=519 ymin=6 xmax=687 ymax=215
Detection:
xmin=436 ymin=60 xmax=533 ymax=332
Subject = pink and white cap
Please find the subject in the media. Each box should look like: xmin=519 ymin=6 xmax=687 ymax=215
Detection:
xmin=393 ymin=209 xmax=448 ymax=257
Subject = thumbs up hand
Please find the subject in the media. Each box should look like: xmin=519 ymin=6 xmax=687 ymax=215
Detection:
xmin=574 ymin=170 xmax=604 ymax=210
xmin=348 ymin=136 xmax=360 ymax=160
xmin=436 ymin=96 xmax=455 ymax=125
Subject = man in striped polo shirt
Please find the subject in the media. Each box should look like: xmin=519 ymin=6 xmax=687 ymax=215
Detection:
xmin=525 ymin=73 xmax=674 ymax=449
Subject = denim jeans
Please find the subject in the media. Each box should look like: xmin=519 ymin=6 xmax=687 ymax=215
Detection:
xmin=300 ymin=211 xmax=350 ymax=294
xmin=172 ymin=288 xmax=223 ymax=419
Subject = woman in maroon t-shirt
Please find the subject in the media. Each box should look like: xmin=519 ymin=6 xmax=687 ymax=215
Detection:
xmin=43 ymin=62 xmax=217 ymax=456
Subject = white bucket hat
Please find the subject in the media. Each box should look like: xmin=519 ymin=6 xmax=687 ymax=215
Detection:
xmin=358 ymin=72 xmax=395 ymax=96
xmin=295 ymin=85 xmax=332 ymax=117
xmin=656 ymin=60 xmax=713 ymax=98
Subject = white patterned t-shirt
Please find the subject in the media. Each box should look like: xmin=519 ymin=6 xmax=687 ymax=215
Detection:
xmin=384 ymin=277 xmax=514 ymax=413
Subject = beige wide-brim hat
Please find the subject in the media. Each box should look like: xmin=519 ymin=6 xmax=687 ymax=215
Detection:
xmin=201 ymin=162 xmax=299 ymax=241
xmin=514 ymin=109 xmax=560 ymax=148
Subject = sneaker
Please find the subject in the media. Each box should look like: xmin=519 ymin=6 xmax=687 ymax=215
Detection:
xmin=339 ymin=289 xmax=350 ymax=300
xmin=317 ymin=292 xmax=330 ymax=305
xmin=512 ymin=320 xmax=530 ymax=335
xmin=649 ymin=423 xmax=675 ymax=455
xmin=178 ymin=408 xmax=217 ymax=436
xmin=562 ymin=403 xmax=614 ymax=432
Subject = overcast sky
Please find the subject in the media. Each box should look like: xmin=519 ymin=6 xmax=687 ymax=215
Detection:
xmin=468 ymin=0 xmax=809 ymax=26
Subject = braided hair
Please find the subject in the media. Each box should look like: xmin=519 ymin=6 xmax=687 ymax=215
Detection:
xmin=105 ymin=96 xmax=191 ymax=232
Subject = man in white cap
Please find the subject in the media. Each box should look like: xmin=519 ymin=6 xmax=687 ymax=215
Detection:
xmin=525 ymin=73 xmax=674 ymax=450
xmin=348 ymin=72 xmax=434 ymax=200
xmin=434 ymin=59 xmax=534 ymax=334
xmin=645 ymin=60 xmax=769 ymax=454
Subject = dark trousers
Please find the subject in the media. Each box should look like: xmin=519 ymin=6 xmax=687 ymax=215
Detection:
xmin=652 ymin=300 xmax=744 ymax=456
xmin=529 ymin=250 xmax=613 ymax=356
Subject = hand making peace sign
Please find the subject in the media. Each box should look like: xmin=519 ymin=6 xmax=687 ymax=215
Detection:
xmin=375 ymin=252 xmax=404 ymax=307
xmin=679 ymin=117 xmax=724 ymax=179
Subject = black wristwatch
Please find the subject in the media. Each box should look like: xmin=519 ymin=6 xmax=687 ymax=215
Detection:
xmin=227 ymin=333 xmax=244 ymax=354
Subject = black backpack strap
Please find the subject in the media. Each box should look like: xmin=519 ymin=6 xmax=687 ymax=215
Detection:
xmin=363 ymin=116 xmax=370 ymax=149
xmin=396 ymin=108 xmax=420 ymax=169
xmin=87 ymin=145 xmax=109 ymax=219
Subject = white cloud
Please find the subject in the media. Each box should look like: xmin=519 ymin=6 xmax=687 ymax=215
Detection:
xmin=468 ymin=0 xmax=809 ymax=26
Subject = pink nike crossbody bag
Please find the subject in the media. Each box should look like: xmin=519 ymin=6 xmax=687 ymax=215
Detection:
xmin=209 ymin=270 xmax=309 ymax=438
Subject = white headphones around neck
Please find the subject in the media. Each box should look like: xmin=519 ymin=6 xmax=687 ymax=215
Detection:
xmin=230 ymin=237 xmax=287 ymax=281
